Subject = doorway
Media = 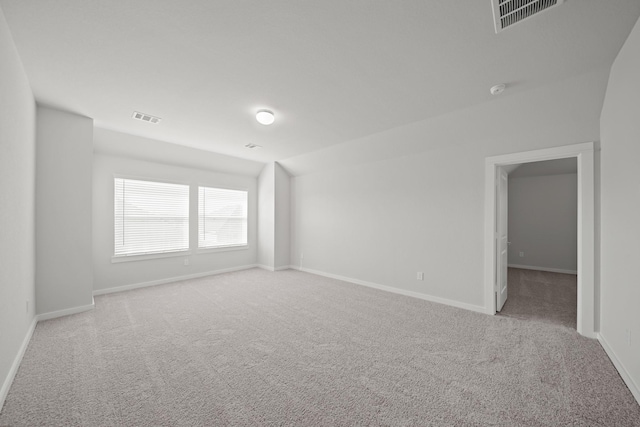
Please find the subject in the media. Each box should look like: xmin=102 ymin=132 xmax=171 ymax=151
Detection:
xmin=484 ymin=142 xmax=595 ymax=338
xmin=499 ymin=158 xmax=578 ymax=329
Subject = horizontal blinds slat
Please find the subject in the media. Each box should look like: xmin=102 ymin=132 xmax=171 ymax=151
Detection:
xmin=198 ymin=187 xmax=247 ymax=248
xmin=115 ymin=178 xmax=189 ymax=256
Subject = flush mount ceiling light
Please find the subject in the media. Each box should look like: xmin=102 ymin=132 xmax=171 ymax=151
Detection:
xmin=256 ymin=109 xmax=275 ymax=125
xmin=490 ymin=84 xmax=506 ymax=95
xmin=132 ymin=111 xmax=161 ymax=124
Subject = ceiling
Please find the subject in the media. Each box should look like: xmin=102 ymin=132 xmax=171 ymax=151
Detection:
xmin=2 ymin=1 xmax=639 ymax=165
xmin=509 ymin=158 xmax=577 ymax=178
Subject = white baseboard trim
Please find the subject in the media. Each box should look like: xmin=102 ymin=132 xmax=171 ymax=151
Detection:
xmin=36 ymin=298 xmax=95 ymax=322
xmin=597 ymin=333 xmax=640 ymax=405
xmin=508 ymin=264 xmax=577 ymax=275
xmin=93 ymin=264 xmax=258 ymax=296
xmin=257 ymin=265 xmax=293 ymax=272
xmin=296 ymin=266 xmax=486 ymax=314
xmin=0 ymin=316 xmax=37 ymax=410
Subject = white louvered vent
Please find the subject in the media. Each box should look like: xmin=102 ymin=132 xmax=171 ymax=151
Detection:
xmin=132 ymin=111 xmax=161 ymax=124
xmin=492 ymin=0 xmax=564 ymax=33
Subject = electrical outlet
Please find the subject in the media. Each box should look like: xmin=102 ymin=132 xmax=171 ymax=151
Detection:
xmin=184 ymin=258 xmax=189 ymax=266
xmin=519 ymin=251 xmax=525 ymax=257
xmin=417 ymin=272 xmax=424 ymax=280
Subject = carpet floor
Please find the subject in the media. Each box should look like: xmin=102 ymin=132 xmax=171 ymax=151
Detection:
xmin=1 ymin=268 xmax=638 ymax=426
xmin=499 ymin=268 xmax=578 ymax=329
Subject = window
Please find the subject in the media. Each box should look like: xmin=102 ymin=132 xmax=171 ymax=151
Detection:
xmin=114 ymin=178 xmax=189 ymax=257
xmin=198 ymin=187 xmax=247 ymax=249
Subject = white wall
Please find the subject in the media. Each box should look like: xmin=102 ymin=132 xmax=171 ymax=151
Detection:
xmin=93 ymin=153 xmax=258 ymax=292
xmin=257 ymin=163 xmax=275 ymax=269
xmin=0 ymin=6 xmax=36 ymax=407
xmin=290 ymin=68 xmax=606 ymax=309
xmin=257 ymin=162 xmax=291 ymax=270
xmin=508 ymin=173 xmax=577 ymax=273
xmin=600 ymin=16 xmax=640 ymax=401
xmin=274 ymin=163 xmax=291 ymax=269
xmin=35 ymin=106 xmax=94 ymax=315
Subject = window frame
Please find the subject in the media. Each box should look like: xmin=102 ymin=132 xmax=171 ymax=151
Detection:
xmin=111 ymin=175 xmax=191 ymax=263
xmin=197 ymin=184 xmax=249 ymax=252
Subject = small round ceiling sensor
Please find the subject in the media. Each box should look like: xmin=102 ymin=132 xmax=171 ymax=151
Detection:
xmin=256 ymin=110 xmax=275 ymax=125
xmin=490 ymin=84 xmax=506 ymax=95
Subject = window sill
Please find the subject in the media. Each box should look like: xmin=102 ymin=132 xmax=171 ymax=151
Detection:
xmin=196 ymin=245 xmax=249 ymax=255
xmin=111 ymin=250 xmax=192 ymax=264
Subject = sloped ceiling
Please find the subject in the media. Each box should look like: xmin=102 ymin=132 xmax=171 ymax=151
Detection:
xmin=510 ymin=158 xmax=578 ymax=178
xmin=1 ymin=0 xmax=639 ymax=168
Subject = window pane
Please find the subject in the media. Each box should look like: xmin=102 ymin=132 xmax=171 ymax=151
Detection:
xmin=114 ymin=178 xmax=189 ymax=256
xmin=198 ymin=187 xmax=247 ymax=248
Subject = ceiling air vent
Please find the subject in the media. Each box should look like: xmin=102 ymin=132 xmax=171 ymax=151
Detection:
xmin=132 ymin=111 xmax=161 ymax=124
xmin=491 ymin=0 xmax=564 ymax=33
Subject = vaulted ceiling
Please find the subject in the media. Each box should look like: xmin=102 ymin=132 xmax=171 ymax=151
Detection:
xmin=509 ymin=158 xmax=577 ymax=178
xmin=2 ymin=1 xmax=639 ymax=165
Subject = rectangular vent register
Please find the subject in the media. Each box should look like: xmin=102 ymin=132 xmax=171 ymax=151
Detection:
xmin=132 ymin=111 xmax=161 ymax=124
xmin=492 ymin=0 xmax=564 ymax=33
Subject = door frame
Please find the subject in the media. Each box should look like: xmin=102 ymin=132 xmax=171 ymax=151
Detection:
xmin=484 ymin=142 xmax=595 ymax=338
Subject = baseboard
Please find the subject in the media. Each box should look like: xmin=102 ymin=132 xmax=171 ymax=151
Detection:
xmin=258 ymin=265 xmax=293 ymax=272
xmin=508 ymin=264 xmax=577 ymax=275
xmin=597 ymin=333 xmax=640 ymax=405
xmin=36 ymin=298 xmax=95 ymax=321
xmin=297 ymin=266 xmax=486 ymax=314
xmin=0 ymin=316 xmax=37 ymax=410
xmin=93 ymin=264 xmax=258 ymax=296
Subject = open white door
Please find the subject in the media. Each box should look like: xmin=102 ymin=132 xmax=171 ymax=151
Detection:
xmin=496 ymin=167 xmax=508 ymax=311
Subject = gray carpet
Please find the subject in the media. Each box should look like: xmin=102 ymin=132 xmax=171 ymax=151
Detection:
xmin=1 ymin=268 xmax=638 ymax=426
xmin=499 ymin=268 xmax=578 ymax=329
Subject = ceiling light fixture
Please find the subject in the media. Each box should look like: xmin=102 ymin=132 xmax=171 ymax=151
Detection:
xmin=490 ymin=84 xmax=506 ymax=95
xmin=256 ymin=109 xmax=275 ymax=125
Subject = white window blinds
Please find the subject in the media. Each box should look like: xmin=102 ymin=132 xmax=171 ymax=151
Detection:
xmin=114 ymin=178 xmax=189 ymax=257
xmin=198 ymin=187 xmax=248 ymax=249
